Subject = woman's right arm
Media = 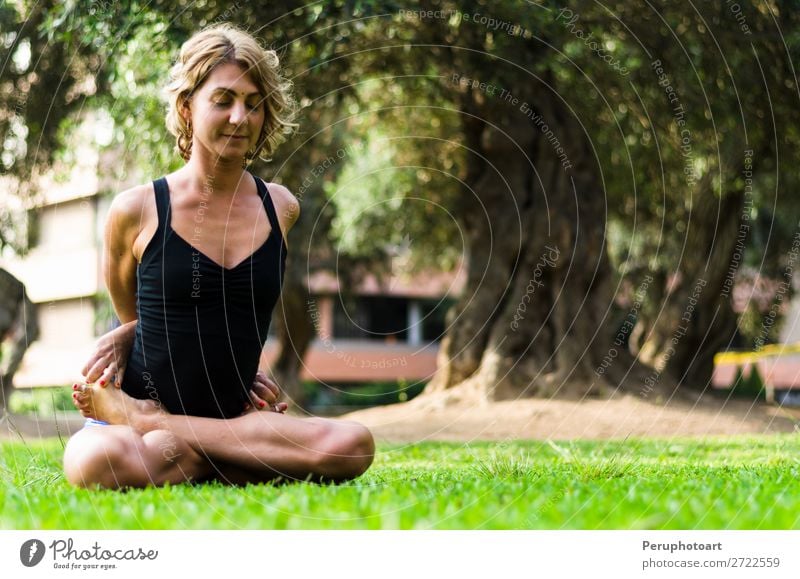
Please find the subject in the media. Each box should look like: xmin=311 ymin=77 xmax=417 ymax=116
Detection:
xmin=80 ymin=187 xmax=147 ymax=385
xmin=103 ymin=188 xmax=144 ymax=324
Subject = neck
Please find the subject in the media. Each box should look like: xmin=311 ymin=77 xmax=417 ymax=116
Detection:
xmin=181 ymin=148 xmax=250 ymax=198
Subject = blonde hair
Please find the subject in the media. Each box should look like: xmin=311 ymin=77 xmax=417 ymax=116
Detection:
xmin=164 ymin=24 xmax=298 ymax=162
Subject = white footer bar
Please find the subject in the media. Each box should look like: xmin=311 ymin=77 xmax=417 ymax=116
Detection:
xmin=1 ymin=531 xmax=797 ymax=579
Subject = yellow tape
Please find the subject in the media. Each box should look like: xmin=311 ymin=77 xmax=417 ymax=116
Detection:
xmin=714 ymin=342 xmax=800 ymax=365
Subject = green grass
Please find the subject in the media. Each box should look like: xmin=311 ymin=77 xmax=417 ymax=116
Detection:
xmin=9 ymin=387 xmax=75 ymax=415
xmin=1 ymin=435 xmax=799 ymax=529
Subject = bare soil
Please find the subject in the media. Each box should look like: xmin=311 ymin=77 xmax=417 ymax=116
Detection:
xmin=343 ymin=389 xmax=800 ymax=443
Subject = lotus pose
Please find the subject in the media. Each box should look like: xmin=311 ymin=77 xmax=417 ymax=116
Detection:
xmin=63 ymin=25 xmax=374 ymax=489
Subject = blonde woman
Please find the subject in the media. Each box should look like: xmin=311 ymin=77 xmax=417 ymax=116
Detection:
xmin=63 ymin=24 xmax=374 ymax=488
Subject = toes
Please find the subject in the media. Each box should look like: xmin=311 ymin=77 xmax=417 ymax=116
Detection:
xmin=72 ymin=382 xmax=90 ymax=394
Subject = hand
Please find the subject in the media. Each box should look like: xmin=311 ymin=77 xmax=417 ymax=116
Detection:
xmin=80 ymin=320 xmax=137 ymax=388
xmin=243 ymin=370 xmax=288 ymax=413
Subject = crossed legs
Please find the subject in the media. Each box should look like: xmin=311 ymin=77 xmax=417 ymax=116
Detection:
xmin=63 ymin=384 xmax=375 ymax=489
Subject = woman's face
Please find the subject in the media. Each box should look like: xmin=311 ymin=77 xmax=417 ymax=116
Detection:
xmin=184 ymin=62 xmax=265 ymax=162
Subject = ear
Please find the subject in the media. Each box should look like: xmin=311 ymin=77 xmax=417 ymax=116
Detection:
xmin=180 ymin=99 xmax=192 ymax=123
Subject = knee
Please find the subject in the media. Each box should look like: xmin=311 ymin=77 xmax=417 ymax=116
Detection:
xmin=314 ymin=422 xmax=375 ymax=480
xmin=63 ymin=430 xmax=140 ymax=489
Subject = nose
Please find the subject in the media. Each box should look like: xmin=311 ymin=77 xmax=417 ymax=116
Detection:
xmin=228 ymin=101 xmax=248 ymax=126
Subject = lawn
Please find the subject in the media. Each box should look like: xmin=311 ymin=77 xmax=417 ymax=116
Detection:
xmin=1 ymin=434 xmax=799 ymax=529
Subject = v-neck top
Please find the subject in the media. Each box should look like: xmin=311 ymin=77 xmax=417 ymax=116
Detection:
xmin=121 ymin=172 xmax=287 ymax=419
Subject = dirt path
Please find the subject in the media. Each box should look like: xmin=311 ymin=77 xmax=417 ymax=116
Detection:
xmin=343 ymin=390 xmax=800 ymax=443
xmin=0 ymin=411 xmax=83 ymax=442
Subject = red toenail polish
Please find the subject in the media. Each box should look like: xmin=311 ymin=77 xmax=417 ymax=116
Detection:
xmin=72 ymin=384 xmax=78 ymax=390
xmin=99 ymin=380 xmax=105 ymax=386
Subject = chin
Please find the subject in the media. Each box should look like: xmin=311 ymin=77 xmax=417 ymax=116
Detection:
xmin=209 ymin=150 xmax=245 ymax=165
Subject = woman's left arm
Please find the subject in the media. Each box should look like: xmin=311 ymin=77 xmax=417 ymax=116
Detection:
xmin=264 ymin=181 xmax=300 ymax=242
xmin=246 ymin=182 xmax=300 ymax=413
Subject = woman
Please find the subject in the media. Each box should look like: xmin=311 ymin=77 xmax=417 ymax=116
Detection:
xmin=63 ymin=24 xmax=374 ymax=489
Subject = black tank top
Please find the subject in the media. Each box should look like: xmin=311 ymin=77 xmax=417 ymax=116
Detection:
xmin=122 ymin=172 xmax=287 ymax=418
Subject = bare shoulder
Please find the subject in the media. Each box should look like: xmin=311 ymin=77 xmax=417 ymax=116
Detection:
xmin=262 ymin=180 xmax=300 ymax=233
xmin=105 ymin=183 xmax=157 ymax=263
xmin=108 ymin=182 xmax=155 ymax=227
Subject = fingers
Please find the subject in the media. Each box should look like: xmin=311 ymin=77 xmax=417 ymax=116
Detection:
xmin=263 ymin=376 xmax=280 ymax=399
xmin=254 ymin=371 xmax=279 ymax=392
xmin=84 ymin=359 xmax=113 ymax=385
xmin=252 ymin=373 xmax=280 ymax=400
xmin=252 ymin=372 xmax=287 ymax=412
xmin=79 ymin=357 xmax=94 ymax=378
xmin=83 ymin=362 xmax=125 ymax=389
xmin=246 ymin=389 xmax=288 ymax=413
xmin=248 ymin=389 xmax=269 ymax=410
xmin=96 ymin=366 xmax=118 ymax=388
xmin=252 ymin=383 xmax=278 ymax=406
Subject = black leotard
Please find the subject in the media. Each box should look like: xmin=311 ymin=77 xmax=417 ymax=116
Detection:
xmin=121 ymin=172 xmax=287 ymax=418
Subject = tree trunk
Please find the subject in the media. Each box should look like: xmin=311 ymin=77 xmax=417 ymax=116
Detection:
xmin=0 ymin=269 xmax=39 ymax=413
xmin=637 ymin=184 xmax=743 ymax=389
xmin=424 ymin=83 xmax=636 ymax=403
xmin=270 ymin=271 xmax=316 ymax=409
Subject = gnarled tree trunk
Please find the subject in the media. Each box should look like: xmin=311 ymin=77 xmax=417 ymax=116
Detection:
xmin=424 ymin=80 xmax=642 ymax=404
xmin=636 ymin=183 xmax=743 ymax=389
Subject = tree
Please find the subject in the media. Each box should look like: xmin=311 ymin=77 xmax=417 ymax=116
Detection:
xmin=320 ymin=0 xmax=800 ymax=401
xmin=0 ymin=268 xmax=39 ymax=414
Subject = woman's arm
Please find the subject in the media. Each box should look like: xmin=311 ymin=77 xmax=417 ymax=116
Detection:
xmin=79 ymin=187 xmax=147 ymax=385
xmin=103 ymin=188 xmax=145 ymax=323
xmin=262 ymin=180 xmax=300 ymax=244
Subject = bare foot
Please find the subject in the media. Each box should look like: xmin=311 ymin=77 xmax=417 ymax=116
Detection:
xmin=72 ymin=382 xmax=164 ymax=433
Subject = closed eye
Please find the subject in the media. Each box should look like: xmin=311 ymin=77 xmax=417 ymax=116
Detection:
xmin=213 ymin=100 xmax=261 ymax=110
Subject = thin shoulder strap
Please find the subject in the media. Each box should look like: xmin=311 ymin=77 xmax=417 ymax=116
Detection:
xmin=254 ymin=175 xmax=284 ymax=240
xmin=151 ymin=177 xmax=170 ymax=231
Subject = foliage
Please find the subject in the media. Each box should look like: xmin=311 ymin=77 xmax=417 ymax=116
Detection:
xmin=8 ymin=387 xmax=75 ymax=415
xmin=305 ymin=379 xmax=427 ymax=409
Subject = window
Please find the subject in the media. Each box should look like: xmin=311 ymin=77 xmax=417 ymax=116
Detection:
xmin=333 ymin=296 xmax=408 ymax=341
xmin=420 ymin=297 xmax=453 ymax=342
